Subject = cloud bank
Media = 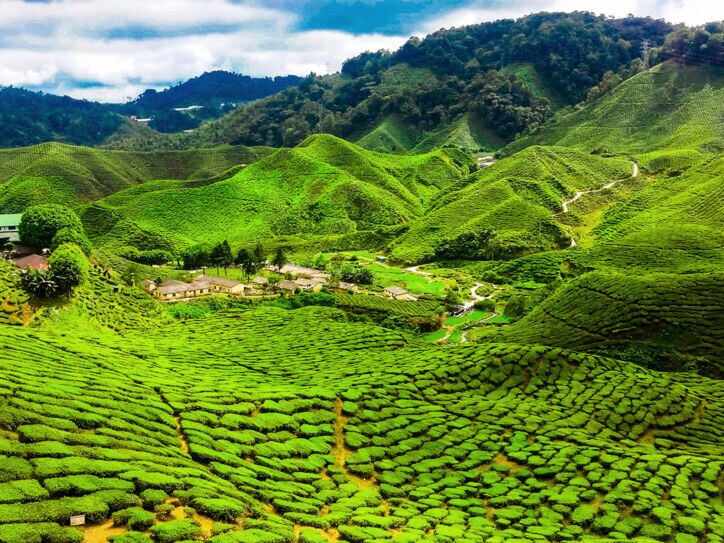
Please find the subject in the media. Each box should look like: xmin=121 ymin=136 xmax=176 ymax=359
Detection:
xmin=0 ymin=0 xmax=721 ymax=102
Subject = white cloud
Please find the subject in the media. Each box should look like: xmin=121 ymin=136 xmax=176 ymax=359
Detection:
xmin=0 ymin=0 xmax=406 ymax=101
xmin=417 ymin=0 xmax=724 ymax=35
xmin=0 ymin=0 xmax=720 ymax=102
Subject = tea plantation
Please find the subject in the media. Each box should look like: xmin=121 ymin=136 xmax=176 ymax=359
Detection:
xmin=0 ymin=303 xmax=722 ymax=543
xmin=0 ymin=56 xmax=722 ymax=543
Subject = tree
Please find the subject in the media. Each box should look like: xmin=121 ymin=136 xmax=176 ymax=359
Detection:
xmin=504 ymin=295 xmax=526 ymax=319
xmin=235 ymin=248 xmax=256 ymax=280
xmin=267 ymin=274 xmax=281 ymax=292
xmin=18 ymin=268 xmax=58 ymax=298
xmin=272 ymin=247 xmax=287 ymax=272
xmin=181 ymin=244 xmax=211 ymax=270
xmin=51 ymin=227 xmax=93 ymax=256
xmin=19 ymin=204 xmax=83 ymax=249
xmin=211 ymin=240 xmax=233 ymax=272
xmin=47 ymin=243 xmax=89 ymax=293
xmin=253 ymin=242 xmax=266 ymax=268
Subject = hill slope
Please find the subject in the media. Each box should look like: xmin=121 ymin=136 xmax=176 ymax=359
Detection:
xmin=0 ymin=300 xmax=721 ymax=542
xmin=389 ymin=146 xmax=633 ymax=262
xmin=505 ymin=61 xmax=724 ymax=164
xmin=82 ymin=135 xmax=473 ymax=251
xmin=0 ymin=143 xmax=274 ymax=212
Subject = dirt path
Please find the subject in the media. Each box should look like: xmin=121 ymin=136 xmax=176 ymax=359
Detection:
xmin=405 ymin=265 xmax=432 ymax=277
xmin=555 ymin=161 xmax=638 ymax=216
xmin=554 ymin=161 xmax=637 ymax=247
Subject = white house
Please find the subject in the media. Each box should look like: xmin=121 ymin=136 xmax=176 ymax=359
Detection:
xmin=0 ymin=214 xmax=21 ymax=244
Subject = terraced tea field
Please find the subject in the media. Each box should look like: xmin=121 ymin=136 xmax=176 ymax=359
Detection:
xmin=0 ymin=305 xmax=721 ymax=543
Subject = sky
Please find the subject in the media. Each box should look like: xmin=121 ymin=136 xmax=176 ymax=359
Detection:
xmin=0 ymin=0 xmax=721 ymax=103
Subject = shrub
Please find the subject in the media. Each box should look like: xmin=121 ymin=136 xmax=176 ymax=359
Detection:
xmin=19 ymin=204 xmax=83 ymax=249
xmin=192 ymin=497 xmax=245 ymax=521
xmin=140 ymin=489 xmax=168 ymax=509
xmin=112 ymin=507 xmax=156 ymax=531
xmin=48 ymin=243 xmax=89 ymax=293
xmin=149 ymin=518 xmax=202 ymax=543
xmin=51 ymin=228 xmax=92 ymax=256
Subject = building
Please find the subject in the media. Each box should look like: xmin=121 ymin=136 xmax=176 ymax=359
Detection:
xmin=142 ymin=279 xmax=157 ymax=293
xmin=333 ymin=281 xmax=358 ymax=294
xmin=251 ymin=276 xmax=268 ymax=290
xmin=293 ymin=278 xmax=326 ymax=292
xmin=195 ymin=275 xmax=250 ymax=296
xmin=277 ymin=280 xmax=298 ymax=296
xmin=13 ymin=254 xmax=48 ymax=270
xmin=154 ymin=280 xmax=211 ymax=300
xmin=0 ymin=214 xmax=22 ymax=244
xmin=384 ymin=285 xmax=417 ymax=301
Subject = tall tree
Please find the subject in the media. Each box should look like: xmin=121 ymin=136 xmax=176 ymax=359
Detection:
xmin=235 ymin=248 xmax=256 ymax=280
xmin=211 ymin=240 xmax=233 ymax=273
xmin=272 ymin=247 xmax=287 ymax=272
xmin=253 ymin=242 xmax=266 ymax=269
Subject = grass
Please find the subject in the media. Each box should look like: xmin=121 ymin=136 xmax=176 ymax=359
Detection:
xmin=368 ymin=263 xmax=448 ymax=296
xmin=0 ymin=142 xmax=273 ymax=212
xmin=82 ymin=134 xmax=473 ymax=253
xmin=0 ymin=302 xmax=721 ymax=542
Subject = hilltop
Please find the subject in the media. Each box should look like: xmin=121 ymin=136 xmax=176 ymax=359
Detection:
xmin=505 ymin=61 xmax=724 ymax=166
xmin=0 ymin=143 xmax=274 ymax=212
xmin=104 ymin=12 xmax=674 ymax=151
xmin=82 ymin=135 xmax=474 ymax=252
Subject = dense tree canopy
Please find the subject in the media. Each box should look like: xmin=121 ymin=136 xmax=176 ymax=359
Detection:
xmin=47 ymin=242 xmax=89 ymax=293
xmin=19 ymin=204 xmax=84 ymax=249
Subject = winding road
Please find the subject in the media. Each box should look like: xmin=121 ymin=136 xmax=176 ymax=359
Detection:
xmin=555 ymin=161 xmax=638 ymax=247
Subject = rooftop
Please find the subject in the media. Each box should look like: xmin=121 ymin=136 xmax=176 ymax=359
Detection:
xmin=157 ymin=280 xmax=210 ymax=295
xmin=195 ymin=274 xmax=243 ymax=288
xmin=384 ymin=286 xmax=409 ymax=296
xmin=0 ymin=214 xmax=22 ymax=227
xmin=13 ymin=254 xmax=47 ymax=270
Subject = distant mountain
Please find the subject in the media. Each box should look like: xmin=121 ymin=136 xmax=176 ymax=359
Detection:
xmin=114 ymin=71 xmax=303 ymax=133
xmin=106 ymin=12 xmax=676 ymax=152
xmin=0 ymin=72 xmax=303 ymax=148
xmin=0 ymin=87 xmax=123 ymax=148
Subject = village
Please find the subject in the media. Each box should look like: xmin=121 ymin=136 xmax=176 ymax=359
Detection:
xmin=142 ymin=262 xmax=420 ymax=303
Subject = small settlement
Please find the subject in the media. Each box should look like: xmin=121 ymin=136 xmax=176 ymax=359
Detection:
xmin=145 ymin=265 xmax=358 ymax=301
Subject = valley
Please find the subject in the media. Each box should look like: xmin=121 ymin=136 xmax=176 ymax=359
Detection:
xmin=0 ymin=10 xmax=722 ymax=543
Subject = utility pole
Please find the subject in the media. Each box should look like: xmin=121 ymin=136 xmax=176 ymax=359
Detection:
xmin=641 ymin=40 xmax=651 ymax=70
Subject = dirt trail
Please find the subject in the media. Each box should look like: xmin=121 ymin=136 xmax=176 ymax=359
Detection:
xmin=405 ymin=265 xmax=432 ymax=276
xmin=554 ymin=161 xmax=638 ymax=246
xmin=555 ymin=161 xmax=638 ymax=215
xmin=173 ymin=416 xmax=189 ymax=454
xmin=331 ymin=398 xmax=376 ymax=489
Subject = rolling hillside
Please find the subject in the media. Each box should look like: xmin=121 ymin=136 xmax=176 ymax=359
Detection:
xmin=505 ymin=61 xmax=724 ymax=165
xmin=0 ymin=298 xmax=722 ymax=542
xmin=0 ymin=143 xmax=274 ymax=212
xmin=82 ymin=135 xmax=474 ymax=251
xmin=389 ymin=146 xmax=633 ymax=262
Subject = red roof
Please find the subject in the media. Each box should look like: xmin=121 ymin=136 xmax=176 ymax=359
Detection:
xmin=13 ymin=254 xmax=48 ymax=270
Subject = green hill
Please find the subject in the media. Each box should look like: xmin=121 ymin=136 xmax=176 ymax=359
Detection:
xmin=506 ymin=61 xmax=724 ymax=164
xmin=0 ymin=143 xmax=274 ymax=212
xmin=355 ymin=115 xmax=415 ymax=154
xmin=474 ymin=270 xmax=723 ymax=375
xmin=82 ymin=135 xmax=473 ymax=252
xmin=0 ymin=299 xmax=721 ymax=542
xmin=389 ymin=146 xmax=633 ymax=262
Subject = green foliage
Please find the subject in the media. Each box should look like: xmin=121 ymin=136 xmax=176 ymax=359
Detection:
xmin=47 ymin=243 xmax=89 ymax=293
xmin=149 ymin=519 xmax=202 ymax=543
xmin=51 ymin=228 xmax=93 ymax=256
xmin=19 ymin=204 xmax=83 ymax=249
